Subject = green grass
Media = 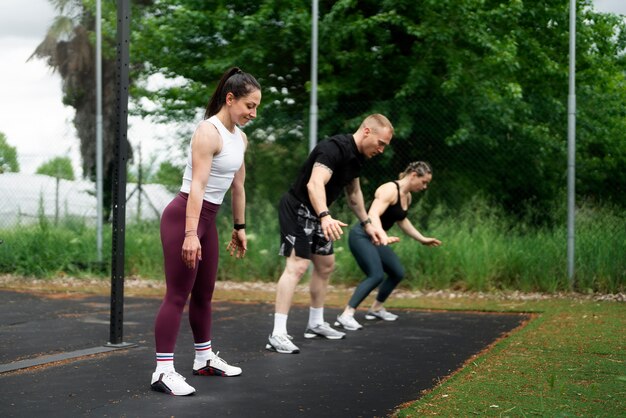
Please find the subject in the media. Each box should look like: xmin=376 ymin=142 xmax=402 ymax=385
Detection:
xmin=1 ymin=274 xmax=621 ymax=417
xmin=389 ymin=296 xmax=625 ymax=417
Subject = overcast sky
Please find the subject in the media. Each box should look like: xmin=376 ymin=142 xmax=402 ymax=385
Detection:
xmin=0 ymin=0 xmax=624 ymax=176
xmin=0 ymin=0 xmax=179 ymax=176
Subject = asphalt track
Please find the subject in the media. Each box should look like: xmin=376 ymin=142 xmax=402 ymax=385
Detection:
xmin=0 ymin=290 xmax=528 ymax=418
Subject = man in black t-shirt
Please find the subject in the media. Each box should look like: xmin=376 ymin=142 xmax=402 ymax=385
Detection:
xmin=266 ymin=114 xmax=394 ymax=354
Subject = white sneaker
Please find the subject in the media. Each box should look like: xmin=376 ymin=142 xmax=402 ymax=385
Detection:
xmin=266 ymin=334 xmax=300 ymax=354
xmin=334 ymin=314 xmax=363 ymax=331
xmin=365 ymin=307 xmax=398 ymax=321
xmin=150 ymin=370 xmax=196 ymax=396
xmin=304 ymin=322 xmax=346 ymax=339
xmin=192 ymin=351 xmax=242 ymax=376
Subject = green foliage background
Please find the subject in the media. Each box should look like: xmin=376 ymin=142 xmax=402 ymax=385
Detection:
xmin=0 ymin=132 xmax=19 ymax=174
xmin=126 ymin=0 xmax=626 ymax=219
xmin=44 ymin=0 xmax=626 ymax=222
xmin=36 ymin=156 xmax=76 ymax=180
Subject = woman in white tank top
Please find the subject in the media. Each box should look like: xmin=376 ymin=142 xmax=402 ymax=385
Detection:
xmin=151 ymin=67 xmax=261 ymax=396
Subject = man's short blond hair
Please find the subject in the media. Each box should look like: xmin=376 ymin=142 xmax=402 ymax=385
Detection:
xmin=360 ymin=114 xmax=394 ymax=135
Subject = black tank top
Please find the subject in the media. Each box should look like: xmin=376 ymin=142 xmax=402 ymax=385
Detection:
xmin=379 ymin=181 xmax=408 ymax=231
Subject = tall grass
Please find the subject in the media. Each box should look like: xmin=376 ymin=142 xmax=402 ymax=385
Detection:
xmin=0 ymin=198 xmax=623 ymax=293
xmin=0 ymin=214 xmax=101 ymax=277
xmin=574 ymin=203 xmax=625 ymax=292
xmin=217 ymin=199 xmax=284 ymax=282
xmin=385 ymin=198 xmax=624 ymax=292
xmin=392 ymin=199 xmax=570 ymax=292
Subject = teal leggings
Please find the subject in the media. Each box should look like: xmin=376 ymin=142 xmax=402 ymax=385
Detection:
xmin=347 ymin=224 xmax=405 ymax=309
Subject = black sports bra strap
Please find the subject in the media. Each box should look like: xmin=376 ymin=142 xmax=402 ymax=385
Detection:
xmin=392 ymin=181 xmax=401 ymax=203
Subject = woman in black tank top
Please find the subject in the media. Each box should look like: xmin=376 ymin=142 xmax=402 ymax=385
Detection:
xmin=334 ymin=162 xmax=442 ymax=331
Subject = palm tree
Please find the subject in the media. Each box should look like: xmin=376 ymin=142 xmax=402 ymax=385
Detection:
xmin=29 ymin=0 xmax=129 ymax=222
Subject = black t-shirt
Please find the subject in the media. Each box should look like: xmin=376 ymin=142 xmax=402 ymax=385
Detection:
xmin=289 ymin=134 xmax=365 ymax=212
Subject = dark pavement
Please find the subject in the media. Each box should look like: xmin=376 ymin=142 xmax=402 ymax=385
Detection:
xmin=0 ymin=290 xmax=528 ymax=418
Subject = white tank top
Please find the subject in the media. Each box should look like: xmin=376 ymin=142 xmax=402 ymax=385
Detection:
xmin=180 ymin=115 xmax=245 ymax=204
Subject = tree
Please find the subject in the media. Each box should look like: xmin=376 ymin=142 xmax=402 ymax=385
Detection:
xmin=315 ymin=0 xmax=626 ymax=214
xmin=131 ymin=0 xmax=314 ymax=203
xmin=153 ymin=161 xmax=183 ymax=192
xmin=29 ymin=0 xmax=144 ymax=221
xmin=36 ymin=156 xmax=75 ymax=180
xmin=31 ymin=1 xmax=626 ymax=220
xmin=129 ymin=0 xmax=626 ymax=217
xmin=573 ymin=9 xmax=626 ymax=206
xmin=0 ymin=132 xmax=19 ymax=174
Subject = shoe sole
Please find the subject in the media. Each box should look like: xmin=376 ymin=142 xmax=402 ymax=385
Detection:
xmin=303 ymin=331 xmax=345 ymax=339
xmin=150 ymin=381 xmax=196 ymax=396
xmin=333 ymin=320 xmax=362 ymax=331
xmin=364 ymin=314 xmax=397 ymax=321
xmin=265 ymin=343 xmax=300 ymax=354
xmin=192 ymin=367 xmax=242 ymax=377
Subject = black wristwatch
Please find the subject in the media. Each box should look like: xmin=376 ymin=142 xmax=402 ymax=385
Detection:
xmin=318 ymin=210 xmax=330 ymax=219
xmin=360 ymin=217 xmax=372 ymax=227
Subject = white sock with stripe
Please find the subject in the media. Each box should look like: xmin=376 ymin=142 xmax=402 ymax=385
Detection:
xmin=194 ymin=341 xmax=213 ymax=363
xmin=155 ymin=352 xmax=174 ymax=373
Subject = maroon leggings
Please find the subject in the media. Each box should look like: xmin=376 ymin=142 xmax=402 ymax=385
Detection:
xmin=154 ymin=192 xmax=220 ymax=353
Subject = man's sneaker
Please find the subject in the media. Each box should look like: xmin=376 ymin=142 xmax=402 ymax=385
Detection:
xmin=364 ymin=307 xmax=399 ymax=321
xmin=304 ymin=322 xmax=346 ymax=339
xmin=334 ymin=314 xmax=363 ymax=331
xmin=150 ymin=370 xmax=196 ymax=396
xmin=192 ymin=351 xmax=242 ymax=376
xmin=266 ymin=334 xmax=300 ymax=354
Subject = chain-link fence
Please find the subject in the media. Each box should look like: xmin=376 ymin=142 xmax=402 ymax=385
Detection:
xmin=0 ymin=173 xmax=174 ymax=227
xmin=241 ymin=96 xmax=624 ymax=291
xmin=0 ymin=95 xmax=623 ymax=290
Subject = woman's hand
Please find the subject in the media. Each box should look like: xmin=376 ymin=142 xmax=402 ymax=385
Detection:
xmin=364 ymin=223 xmax=393 ymax=245
xmin=181 ymin=236 xmax=202 ymax=269
xmin=387 ymin=236 xmax=401 ymax=244
xmin=227 ymin=229 xmax=247 ymax=258
xmin=421 ymin=237 xmax=442 ymax=247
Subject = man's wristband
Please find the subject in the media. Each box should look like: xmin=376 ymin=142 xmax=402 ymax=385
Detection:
xmin=318 ymin=210 xmax=330 ymax=219
xmin=360 ymin=217 xmax=372 ymax=227
xmin=234 ymin=223 xmax=246 ymax=230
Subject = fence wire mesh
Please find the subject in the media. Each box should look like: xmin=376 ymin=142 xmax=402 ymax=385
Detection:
xmin=0 ymin=96 xmax=623 ymax=291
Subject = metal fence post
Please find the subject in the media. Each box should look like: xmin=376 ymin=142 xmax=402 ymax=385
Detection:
xmin=107 ymin=0 xmax=133 ymax=348
xmin=567 ymin=0 xmax=576 ymax=289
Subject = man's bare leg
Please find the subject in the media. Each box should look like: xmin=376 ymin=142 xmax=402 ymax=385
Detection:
xmin=309 ymin=253 xmax=335 ymax=309
xmin=272 ymin=252 xmax=310 ymax=336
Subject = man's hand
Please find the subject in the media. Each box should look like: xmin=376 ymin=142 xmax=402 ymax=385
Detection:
xmin=321 ymin=216 xmax=348 ymax=241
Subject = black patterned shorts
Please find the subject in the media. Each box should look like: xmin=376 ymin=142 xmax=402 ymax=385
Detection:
xmin=278 ymin=193 xmax=333 ymax=259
